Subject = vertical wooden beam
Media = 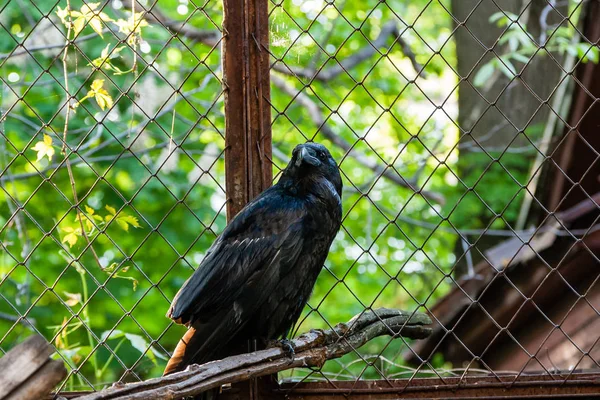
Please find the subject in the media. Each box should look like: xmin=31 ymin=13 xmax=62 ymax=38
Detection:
xmin=222 ymin=0 xmax=273 ymax=398
xmin=223 ymin=0 xmax=272 ymax=221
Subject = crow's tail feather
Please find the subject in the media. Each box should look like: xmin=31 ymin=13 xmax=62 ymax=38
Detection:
xmin=164 ymin=327 xmax=200 ymax=376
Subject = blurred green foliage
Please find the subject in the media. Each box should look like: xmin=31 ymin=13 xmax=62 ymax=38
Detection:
xmin=0 ymin=0 xmax=593 ymax=390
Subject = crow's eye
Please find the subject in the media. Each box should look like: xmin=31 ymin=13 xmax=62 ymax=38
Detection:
xmin=318 ymin=150 xmax=326 ymax=159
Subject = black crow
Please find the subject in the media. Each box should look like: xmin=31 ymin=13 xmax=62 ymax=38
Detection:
xmin=164 ymin=142 xmax=342 ymax=375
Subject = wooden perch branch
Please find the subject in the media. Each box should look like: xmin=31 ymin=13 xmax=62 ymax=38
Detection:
xmin=271 ymin=75 xmax=445 ymax=204
xmin=76 ymin=308 xmax=431 ymax=400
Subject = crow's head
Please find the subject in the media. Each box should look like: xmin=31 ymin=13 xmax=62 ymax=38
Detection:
xmin=281 ymin=143 xmax=342 ymax=197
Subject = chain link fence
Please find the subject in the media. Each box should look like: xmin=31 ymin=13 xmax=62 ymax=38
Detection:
xmin=1 ymin=0 xmax=599 ymax=396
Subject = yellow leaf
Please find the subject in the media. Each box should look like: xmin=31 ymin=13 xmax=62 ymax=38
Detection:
xmin=82 ymin=2 xmax=100 ymax=11
xmin=95 ymin=91 xmax=113 ymax=111
xmin=61 ymin=226 xmax=81 ymax=248
xmin=83 ymin=216 xmax=94 ymax=232
xmin=64 ymin=292 xmax=82 ymax=306
xmin=88 ymin=18 xmax=104 ymax=37
xmin=105 ymin=205 xmax=116 ymax=215
xmin=62 ymin=232 xmax=79 ymax=248
xmin=31 ymin=134 xmax=55 ymax=162
xmin=116 ymin=12 xmax=148 ymax=45
xmin=83 ymin=206 xmax=96 ymax=231
xmin=55 ymin=317 xmax=69 ymax=349
xmin=91 ymin=78 xmax=105 ymax=92
xmin=116 ymin=218 xmax=129 ymax=231
xmin=84 ymin=79 xmax=114 ymax=111
xmin=77 ymin=3 xmax=112 ymax=38
xmin=100 ymin=44 xmax=110 ymax=59
xmin=104 ymin=262 xmax=116 ymax=273
xmin=73 ymin=16 xmax=86 ymax=37
xmin=56 ymin=6 xmax=69 ymax=25
xmin=118 ymin=214 xmax=141 ymax=231
xmin=90 ymin=46 xmax=128 ymax=74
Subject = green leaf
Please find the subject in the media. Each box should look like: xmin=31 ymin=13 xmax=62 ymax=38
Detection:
xmin=577 ymin=43 xmax=599 ymax=63
xmin=101 ymin=329 xmax=125 ymax=341
xmin=473 ymin=62 xmax=495 ymax=87
xmin=497 ymin=56 xmax=516 ymax=78
xmin=511 ymin=52 xmax=530 ymax=64
xmin=117 ymin=333 xmax=167 ymax=365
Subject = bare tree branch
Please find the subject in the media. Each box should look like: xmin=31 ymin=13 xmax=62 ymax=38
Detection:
xmin=271 ymin=75 xmax=446 ymax=204
xmin=124 ymin=0 xmax=220 ymax=46
xmin=75 ymin=308 xmax=431 ymax=400
xmin=126 ymin=1 xmax=423 ymax=80
xmin=272 ymin=21 xmax=426 ymax=82
xmin=0 ymin=31 xmax=104 ymax=61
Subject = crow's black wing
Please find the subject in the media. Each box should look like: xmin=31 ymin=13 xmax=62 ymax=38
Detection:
xmin=167 ymin=189 xmax=307 ymax=326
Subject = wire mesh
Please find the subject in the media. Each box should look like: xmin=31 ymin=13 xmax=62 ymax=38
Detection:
xmin=0 ymin=0 xmax=226 ymax=390
xmin=268 ymin=0 xmax=600 ymax=391
xmin=0 ymin=0 xmax=599 ymax=397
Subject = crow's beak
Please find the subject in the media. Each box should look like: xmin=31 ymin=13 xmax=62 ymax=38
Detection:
xmin=295 ymin=147 xmax=321 ymax=167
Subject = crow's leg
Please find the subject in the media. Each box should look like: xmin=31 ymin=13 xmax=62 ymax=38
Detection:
xmin=279 ymin=338 xmax=295 ymax=360
xmin=267 ymin=338 xmax=296 ymax=362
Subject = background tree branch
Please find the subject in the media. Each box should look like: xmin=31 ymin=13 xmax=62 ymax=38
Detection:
xmin=271 ymin=75 xmax=446 ymax=204
xmin=124 ymin=0 xmax=220 ymax=46
xmin=75 ymin=308 xmax=431 ymax=400
xmin=271 ymin=21 xmax=426 ymax=82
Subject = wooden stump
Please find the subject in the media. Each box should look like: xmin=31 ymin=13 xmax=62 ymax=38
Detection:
xmin=0 ymin=334 xmax=67 ymax=400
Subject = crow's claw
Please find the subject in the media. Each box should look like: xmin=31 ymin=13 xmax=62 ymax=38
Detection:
xmin=276 ymin=338 xmax=296 ymax=363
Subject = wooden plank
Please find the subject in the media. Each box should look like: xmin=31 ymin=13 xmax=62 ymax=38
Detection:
xmin=223 ymin=0 xmax=272 ymax=221
xmin=0 ymin=335 xmax=54 ymax=398
xmin=5 ymin=359 xmax=67 ymax=400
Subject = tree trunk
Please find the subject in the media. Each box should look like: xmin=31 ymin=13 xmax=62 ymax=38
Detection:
xmin=450 ymin=0 xmax=568 ymax=276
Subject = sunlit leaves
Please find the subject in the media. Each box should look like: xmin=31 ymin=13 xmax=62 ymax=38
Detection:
xmin=83 ymin=205 xmax=104 ymax=232
xmin=89 ymin=44 xmax=128 ymax=74
xmin=89 ymin=79 xmax=113 ymax=111
xmin=474 ymin=11 xmax=599 ymax=87
xmin=104 ymin=205 xmax=141 ymax=231
xmin=61 ymin=205 xmax=140 ymax=248
xmin=61 ymin=226 xmax=81 ymax=248
xmin=115 ymin=12 xmax=149 ymax=46
xmin=56 ymin=2 xmax=112 ymax=38
xmin=78 ymin=79 xmax=114 ymax=111
xmin=31 ymin=134 xmax=55 ymax=162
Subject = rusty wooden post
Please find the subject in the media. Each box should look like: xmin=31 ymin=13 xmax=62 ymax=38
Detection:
xmin=223 ymin=0 xmax=272 ymax=221
xmin=222 ymin=0 xmax=272 ymax=398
